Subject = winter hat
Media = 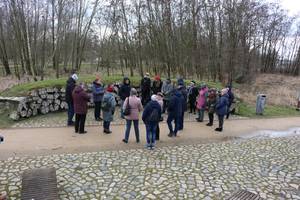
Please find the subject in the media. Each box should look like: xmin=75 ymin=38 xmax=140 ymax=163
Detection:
xmin=177 ymin=78 xmax=184 ymax=86
xmin=151 ymin=95 xmax=157 ymax=101
xmin=200 ymin=83 xmax=207 ymax=89
xmin=106 ymin=85 xmax=114 ymax=92
xmin=221 ymin=88 xmax=229 ymax=95
xmin=71 ymin=74 xmax=79 ymax=81
xmin=154 ymin=75 xmax=161 ymax=81
xmin=157 ymin=92 xmax=164 ymax=98
xmin=145 ymin=72 xmax=150 ymax=77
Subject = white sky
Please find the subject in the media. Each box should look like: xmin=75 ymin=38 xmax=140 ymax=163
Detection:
xmin=273 ymin=0 xmax=300 ymax=16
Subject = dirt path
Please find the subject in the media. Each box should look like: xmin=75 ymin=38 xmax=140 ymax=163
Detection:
xmin=0 ymin=117 xmax=299 ymax=160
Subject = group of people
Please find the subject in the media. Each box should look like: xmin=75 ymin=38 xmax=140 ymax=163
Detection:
xmin=65 ymin=72 xmax=234 ymax=150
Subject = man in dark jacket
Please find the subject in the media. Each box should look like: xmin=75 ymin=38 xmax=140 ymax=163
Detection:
xmin=140 ymin=73 xmax=151 ymax=106
xmin=206 ymin=88 xmax=218 ymax=126
xmin=119 ymin=77 xmax=131 ymax=118
xmin=188 ymin=81 xmax=198 ymax=114
xmin=215 ymin=89 xmax=229 ymax=132
xmin=177 ymin=78 xmax=188 ymax=131
xmin=167 ymin=90 xmax=182 ymax=137
xmin=142 ymin=95 xmax=162 ymax=150
xmin=66 ymin=73 xmax=78 ymax=126
xmin=72 ymin=84 xmax=90 ymax=134
xmin=92 ymin=78 xmax=105 ymax=121
xmin=226 ymin=85 xmax=235 ymax=119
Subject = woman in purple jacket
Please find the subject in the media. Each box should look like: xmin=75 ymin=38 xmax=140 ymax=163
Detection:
xmin=72 ymin=83 xmax=90 ymax=134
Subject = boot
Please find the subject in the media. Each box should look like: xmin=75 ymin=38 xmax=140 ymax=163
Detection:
xmin=206 ymin=123 xmax=213 ymax=126
xmin=215 ymin=128 xmax=223 ymax=132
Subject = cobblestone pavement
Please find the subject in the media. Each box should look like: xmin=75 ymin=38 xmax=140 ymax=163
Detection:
xmin=1 ymin=136 xmax=299 ymax=200
xmin=11 ymin=108 xmax=246 ymax=128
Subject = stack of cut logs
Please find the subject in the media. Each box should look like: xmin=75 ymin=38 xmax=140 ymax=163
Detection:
xmin=9 ymin=87 xmax=68 ymax=120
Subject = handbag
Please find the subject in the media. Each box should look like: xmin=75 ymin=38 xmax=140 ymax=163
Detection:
xmin=123 ymin=97 xmax=131 ymax=116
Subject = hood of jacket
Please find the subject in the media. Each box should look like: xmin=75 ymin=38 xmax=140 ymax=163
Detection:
xmin=123 ymin=77 xmax=131 ymax=85
xmin=74 ymin=85 xmax=83 ymax=94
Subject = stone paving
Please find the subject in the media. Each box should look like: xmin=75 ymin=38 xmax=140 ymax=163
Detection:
xmin=1 ymin=136 xmax=300 ymax=200
xmin=11 ymin=108 xmax=246 ymax=128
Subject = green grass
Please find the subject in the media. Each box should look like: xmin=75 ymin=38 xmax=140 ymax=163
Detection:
xmin=0 ymin=75 xmax=142 ymax=97
xmin=236 ymin=101 xmax=300 ymax=118
xmin=0 ymin=75 xmax=223 ymax=97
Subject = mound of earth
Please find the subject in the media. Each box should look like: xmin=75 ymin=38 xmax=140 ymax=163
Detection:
xmin=236 ymin=74 xmax=300 ymax=107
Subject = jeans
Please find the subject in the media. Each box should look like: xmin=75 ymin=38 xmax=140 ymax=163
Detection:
xmin=120 ymin=100 xmax=125 ymax=118
xmin=178 ymin=112 xmax=184 ymax=130
xmin=167 ymin=114 xmax=179 ymax=136
xmin=197 ymin=108 xmax=205 ymax=121
xmin=145 ymin=123 xmax=157 ymax=147
xmin=218 ymin=115 xmax=225 ymax=129
xmin=124 ymin=120 xmax=140 ymax=142
xmin=208 ymin=113 xmax=214 ymax=125
xmin=103 ymin=121 xmax=111 ymax=130
xmin=94 ymin=101 xmax=102 ymax=120
xmin=75 ymin=114 xmax=86 ymax=133
xmin=67 ymin=102 xmax=74 ymax=125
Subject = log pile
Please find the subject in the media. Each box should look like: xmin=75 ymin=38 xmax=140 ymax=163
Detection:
xmin=0 ymin=88 xmax=69 ymax=120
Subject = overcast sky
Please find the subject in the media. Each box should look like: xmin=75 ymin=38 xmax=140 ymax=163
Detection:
xmin=273 ymin=0 xmax=300 ymax=16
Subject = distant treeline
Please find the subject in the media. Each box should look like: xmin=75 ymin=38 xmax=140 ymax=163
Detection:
xmin=0 ymin=0 xmax=300 ymax=82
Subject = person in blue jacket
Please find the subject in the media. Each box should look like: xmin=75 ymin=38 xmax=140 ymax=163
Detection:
xmin=167 ymin=90 xmax=182 ymax=137
xmin=142 ymin=95 xmax=162 ymax=150
xmin=215 ymin=88 xmax=229 ymax=132
xmin=92 ymin=77 xmax=105 ymax=121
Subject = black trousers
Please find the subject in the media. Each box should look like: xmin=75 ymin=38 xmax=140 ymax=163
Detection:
xmin=75 ymin=114 xmax=87 ymax=133
xmin=189 ymin=100 xmax=196 ymax=113
xmin=163 ymin=100 xmax=169 ymax=113
xmin=156 ymin=124 xmax=160 ymax=140
xmin=94 ymin=101 xmax=102 ymax=120
xmin=218 ymin=114 xmax=224 ymax=129
xmin=208 ymin=113 xmax=214 ymax=124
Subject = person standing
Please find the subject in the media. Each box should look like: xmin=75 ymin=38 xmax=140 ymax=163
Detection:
xmin=65 ymin=73 xmax=78 ymax=126
xmin=188 ymin=81 xmax=199 ymax=114
xmin=72 ymin=83 xmax=90 ymax=134
xmin=142 ymin=95 xmax=162 ymax=150
xmin=153 ymin=93 xmax=164 ymax=140
xmin=161 ymin=78 xmax=174 ymax=113
xmin=206 ymin=89 xmax=218 ymax=126
xmin=92 ymin=77 xmax=105 ymax=121
xmin=122 ymin=88 xmax=143 ymax=143
xmin=177 ymin=78 xmax=188 ymax=131
xmin=196 ymin=84 xmax=209 ymax=122
xmin=167 ymin=90 xmax=182 ymax=137
xmin=119 ymin=77 xmax=131 ymax=119
xmin=215 ymin=88 xmax=229 ymax=132
xmin=102 ymin=85 xmax=117 ymax=134
xmin=226 ymin=85 xmax=235 ymax=119
xmin=152 ymin=75 xmax=163 ymax=95
xmin=140 ymin=73 xmax=152 ymax=106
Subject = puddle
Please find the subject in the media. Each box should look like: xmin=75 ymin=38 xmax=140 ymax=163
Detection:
xmin=242 ymin=127 xmax=300 ymax=139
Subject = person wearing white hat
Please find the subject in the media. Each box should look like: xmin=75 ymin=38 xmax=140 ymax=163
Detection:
xmin=66 ymin=73 xmax=78 ymax=126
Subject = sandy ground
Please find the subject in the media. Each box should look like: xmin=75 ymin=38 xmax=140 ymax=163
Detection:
xmin=0 ymin=117 xmax=300 ymax=160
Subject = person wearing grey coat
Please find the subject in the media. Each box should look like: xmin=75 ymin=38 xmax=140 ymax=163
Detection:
xmin=161 ymin=78 xmax=174 ymax=113
xmin=102 ymin=85 xmax=116 ymax=134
